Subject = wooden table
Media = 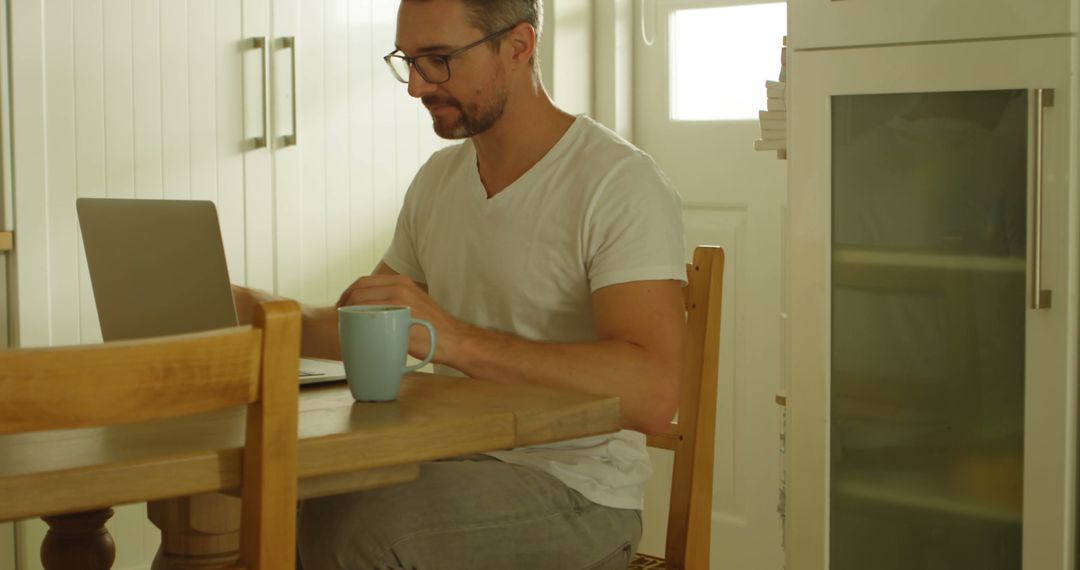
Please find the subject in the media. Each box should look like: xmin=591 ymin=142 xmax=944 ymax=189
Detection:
xmin=0 ymin=372 xmax=621 ymax=569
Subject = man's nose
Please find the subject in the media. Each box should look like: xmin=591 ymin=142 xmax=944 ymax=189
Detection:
xmin=407 ymin=66 xmax=436 ymax=99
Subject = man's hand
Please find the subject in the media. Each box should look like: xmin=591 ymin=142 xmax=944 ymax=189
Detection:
xmin=336 ymin=273 xmax=463 ymax=362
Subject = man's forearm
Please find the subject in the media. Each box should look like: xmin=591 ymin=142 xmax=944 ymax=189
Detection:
xmin=446 ymin=325 xmax=681 ymax=435
xmin=301 ymin=304 xmax=342 ymax=360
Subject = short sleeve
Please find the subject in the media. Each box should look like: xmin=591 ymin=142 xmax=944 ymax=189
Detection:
xmin=583 ymin=156 xmax=687 ymax=292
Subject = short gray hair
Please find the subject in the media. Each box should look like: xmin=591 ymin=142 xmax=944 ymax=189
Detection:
xmin=408 ymin=0 xmax=543 ymax=79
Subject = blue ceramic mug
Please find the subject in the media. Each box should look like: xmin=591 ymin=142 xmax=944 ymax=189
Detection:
xmin=337 ymin=305 xmax=437 ymax=402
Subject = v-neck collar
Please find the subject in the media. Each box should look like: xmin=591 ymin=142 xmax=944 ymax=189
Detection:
xmin=467 ymin=115 xmax=586 ymax=205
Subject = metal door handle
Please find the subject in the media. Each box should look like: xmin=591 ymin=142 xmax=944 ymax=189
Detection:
xmin=1031 ymin=88 xmax=1053 ymax=310
xmin=250 ymin=37 xmax=269 ymax=149
xmin=280 ymin=37 xmax=298 ymax=147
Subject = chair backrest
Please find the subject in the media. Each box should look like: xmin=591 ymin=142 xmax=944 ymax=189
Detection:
xmin=0 ymin=300 xmax=302 ymax=569
xmin=647 ymin=246 xmax=725 ymax=570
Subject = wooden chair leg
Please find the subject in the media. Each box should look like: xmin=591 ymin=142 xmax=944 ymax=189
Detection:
xmin=148 ymin=493 xmax=241 ymax=569
xmin=40 ymin=508 xmax=116 ymax=570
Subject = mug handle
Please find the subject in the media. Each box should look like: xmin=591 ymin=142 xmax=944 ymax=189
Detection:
xmin=403 ymin=318 xmax=437 ymax=373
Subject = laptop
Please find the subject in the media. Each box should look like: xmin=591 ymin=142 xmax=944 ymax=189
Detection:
xmin=76 ymin=198 xmax=346 ymax=386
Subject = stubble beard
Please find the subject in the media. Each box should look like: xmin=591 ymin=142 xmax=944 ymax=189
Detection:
xmin=426 ymin=83 xmax=509 ymax=140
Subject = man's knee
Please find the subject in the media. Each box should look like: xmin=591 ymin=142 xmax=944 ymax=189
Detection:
xmin=298 ymin=493 xmax=401 ymax=570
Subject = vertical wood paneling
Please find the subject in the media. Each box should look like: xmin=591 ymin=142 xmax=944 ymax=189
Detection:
xmin=187 ymin=0 xmax=217 ymax=206
xmin=242 ymin=0 xmax=273 ymax=290
xmin=14 ymin=518 xmax=46 ymax=570
xmin=0 ymin=522 xmax=13 ymax=570
xmin=416 ymin=105 xmax=440 ymax=168
xmin=298 ymin=0 xmax=327 ymax=303
xmin=324 ymin=0 xmax=351 ymax=297
xmin=348 ymin=0 xmax=375 ymax=277
xmin=103 ymin=0 xmax=136 ymax=199
xmin=272 ymin=0 xmax=302 ymax=299
xmin=43 ymin=0 xmax=80 ymax=347
xmin=132 ymin=0 xmax=163 ymax=200
xmin=216 ymin=0 xmax=246 ymax=283
xmin=371 ymin=0 xmax=398 ymax=261
xmin=160 ymin=0 xmax=190 ymax=200
xmin=393 ymin=55 xmax=418 ymax=213
xmin=109 ymin=503 xmax=158 ymax=569
xmin=10 ymin=0 xmax=50 ymax=347
xmin=74 ymin=0 xmax=108 ymax=344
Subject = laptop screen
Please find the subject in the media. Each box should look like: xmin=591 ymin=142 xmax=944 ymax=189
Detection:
xmin=76 ymin=198 xmax=239 ymax=341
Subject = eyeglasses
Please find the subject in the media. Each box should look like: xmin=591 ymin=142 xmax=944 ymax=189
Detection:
xmin=384 ymin=24 xmax=518 ymax=85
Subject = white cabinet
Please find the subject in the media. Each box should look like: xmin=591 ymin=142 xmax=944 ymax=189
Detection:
xmin=786 ymin=36 xmax=1077 ymax=570
xmin=6 ymin=0 xmax=440 ymax=346
xmin=788 ymin=0 xmax=1073 ymax=50
xmin=2 ymin=0 xmax=441 ymax=567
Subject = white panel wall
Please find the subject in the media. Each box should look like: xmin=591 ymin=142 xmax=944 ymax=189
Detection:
xmin=1 ymin=523 xmax=13 ymax=570
xmin=541 ymin=0 xmax=594 ymax=116
xmin=3 ymin=0 xmax=446 ymax=568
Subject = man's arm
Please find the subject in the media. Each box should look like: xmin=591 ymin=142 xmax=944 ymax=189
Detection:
xmin=232 ymin=262 xmax=414 ymax=360
xmin=336 ymin=273 xmax=685 ymax=435
xmin=453 ymin=279 xmax=685 ymax=435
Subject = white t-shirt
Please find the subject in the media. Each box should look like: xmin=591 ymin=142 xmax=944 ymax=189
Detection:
xmin=382 ymin=115 xmax=686 ymax=510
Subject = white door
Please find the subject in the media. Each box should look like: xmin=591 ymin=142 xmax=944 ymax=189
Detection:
xmin=787 ymin=36 xmax=1076 ymax=570
xmin=633 ymin=1 xmax=788 ymax=568
xmin=788 ymin=0 xmax=1071 ymax=50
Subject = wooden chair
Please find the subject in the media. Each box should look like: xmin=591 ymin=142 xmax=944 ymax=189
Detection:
xmin=630 ymin=246 xmax=725 ymax=570
xmin=0 ymin=300 xmax=302 ymax=570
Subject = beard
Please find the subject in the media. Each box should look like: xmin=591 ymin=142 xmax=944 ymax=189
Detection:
xmin=423 ymin=84 xmax=508 ymax=139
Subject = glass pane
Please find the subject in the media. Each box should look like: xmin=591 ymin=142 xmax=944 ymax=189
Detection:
xmin=830 ymin=90 xmax=1028 ymax=570
xmin=670 ymin=3 xmax=787 ymax=121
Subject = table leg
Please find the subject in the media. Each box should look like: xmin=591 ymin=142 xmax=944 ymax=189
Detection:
xmin=40 ymin=508 xmax=116 ymax=570
xmin=147 ymin=493 xmax=241 ymax=569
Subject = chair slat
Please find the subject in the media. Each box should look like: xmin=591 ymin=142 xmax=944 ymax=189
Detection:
xmin=646 ymin=431 xmax=679 ymax=451
xmin=0 ymin=327 xmax=260 ymax=435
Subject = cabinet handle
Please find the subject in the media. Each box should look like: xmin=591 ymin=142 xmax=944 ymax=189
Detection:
xmin=251 ymin=37 xmax=269 ymax=149
xmin=280 ymin=37 xmax=298 ymax=147
xmin=1031 ymin=88 xmax=1053 ymax=310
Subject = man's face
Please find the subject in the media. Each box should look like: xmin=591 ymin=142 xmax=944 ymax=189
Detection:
xmin=395 ymin=0 xmax=509 ymax=139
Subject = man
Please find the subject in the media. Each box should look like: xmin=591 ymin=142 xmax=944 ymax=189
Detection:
xmin=235 ymin=0 xmax=686 ymax=567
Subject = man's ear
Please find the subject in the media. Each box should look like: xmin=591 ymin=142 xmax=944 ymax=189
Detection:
xmin=504 ymin=22 xmax=536 ymax=71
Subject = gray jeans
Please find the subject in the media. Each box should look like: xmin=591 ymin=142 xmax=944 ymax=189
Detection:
xmin=298 ymin=455 xmax=642 ymax=570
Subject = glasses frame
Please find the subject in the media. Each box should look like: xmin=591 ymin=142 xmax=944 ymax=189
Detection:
xmin=384 ymin=24 xmax=519 ymax=85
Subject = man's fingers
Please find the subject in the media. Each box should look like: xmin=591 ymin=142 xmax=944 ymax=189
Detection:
xmin=337 ymin=275 xmax=413 ymax=307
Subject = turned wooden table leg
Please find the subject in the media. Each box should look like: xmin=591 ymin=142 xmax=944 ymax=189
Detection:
xmin=40 ymin=508 xmax=116 ymax=570
xmin=148 ymin=493 xmax=241 ymax=569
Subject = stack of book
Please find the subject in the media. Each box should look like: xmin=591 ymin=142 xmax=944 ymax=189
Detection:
xmin=754 ymin=38 xmax=787 ymax=159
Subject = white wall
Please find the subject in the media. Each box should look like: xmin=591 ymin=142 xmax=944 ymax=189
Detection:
xmin=542 ymin=0 xmax=594 ymax=116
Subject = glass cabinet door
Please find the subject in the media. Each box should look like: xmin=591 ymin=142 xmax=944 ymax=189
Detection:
xmin=786 ymin=37 xmax=1075 ymax=570
xmin=829 ymin=90 xmax=1028 ymax=570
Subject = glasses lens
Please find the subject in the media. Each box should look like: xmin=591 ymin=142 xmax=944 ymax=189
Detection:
xmin=413 ymin=56 xmax=450 ymax=84
xmin=386 ymin=55 xmax=410 ymax=83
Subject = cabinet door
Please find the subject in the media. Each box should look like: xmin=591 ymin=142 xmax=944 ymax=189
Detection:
xmin=787 ymin=37 xmax=1075 ymax=570
xmin=8 ymin=0 xmax=259 ymax=347
xmin=270 ymin=0 xmax=447 ymax=305
xmin=788 ymin=0 xmax=1072 ymax=50
xmin=6 ymin=1 xmax=261 ymax=566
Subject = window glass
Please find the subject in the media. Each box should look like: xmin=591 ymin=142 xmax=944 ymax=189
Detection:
xmin=671 ymin=3 xmax=787 ymax=121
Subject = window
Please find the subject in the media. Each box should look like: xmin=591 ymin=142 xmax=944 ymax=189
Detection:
xmin=670 ymin=3 xmax=787 ymax=121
